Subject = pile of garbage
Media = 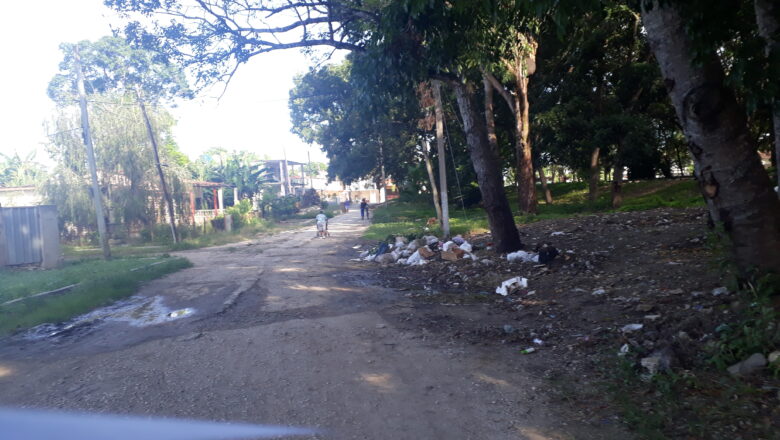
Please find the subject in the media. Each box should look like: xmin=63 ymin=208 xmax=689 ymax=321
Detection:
xmin=359 ymin=234 xmax=477 ymax=266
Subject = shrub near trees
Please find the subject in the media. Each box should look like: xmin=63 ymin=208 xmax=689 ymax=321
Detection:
xmin=105 ymin=0 xmax=780 ymax=279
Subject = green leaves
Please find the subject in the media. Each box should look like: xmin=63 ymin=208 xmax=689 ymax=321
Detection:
xmin=48 ymin=36 xmax=192 ymax=106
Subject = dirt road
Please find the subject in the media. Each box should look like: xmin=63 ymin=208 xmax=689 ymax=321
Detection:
xmin=0 ymin=211 xmax=628 ymax=439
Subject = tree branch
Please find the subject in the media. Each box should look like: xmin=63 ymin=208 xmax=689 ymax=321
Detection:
xmin=482 ymin=70 xmax=515 ymax=111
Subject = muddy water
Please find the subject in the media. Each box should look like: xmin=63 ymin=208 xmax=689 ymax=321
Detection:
xmin=21 ymin=296 xmax=194 ymax=342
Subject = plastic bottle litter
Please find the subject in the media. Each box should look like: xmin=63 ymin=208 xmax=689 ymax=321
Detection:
xmin=520 ymin=347 xmax=536 ymax=354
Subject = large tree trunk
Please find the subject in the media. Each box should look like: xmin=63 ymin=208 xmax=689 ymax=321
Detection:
xmin=754 ymin=0 xmax=780 ymax=198
xmin=538 ymin=166 xmax=553 ymax=204
xmin=588 ymin=147 xmax=601 ymax=202
xmin=431 ymin=80 xmax=450 ymax=236
xmin=483 ymin=65 xmax=538 ymax=215
xmin=75 ymin=48 xmax=111 ymax=260
xmin=451 ymin=80 xmax=523 ymax=253
xmin=515 ymin=72 xmax=538 ymax=214
xmin=422 ymin=139 xmax=443 ymax=223
xmin=611 ymin=151 xmax=624 ymax=209
xmin=642 ymin=0 xmax=780 ymax=276
xmin=138 ymin=96 xmax=178 ymax=244
xmin=483 ymin=76 xmax=500 ymax=153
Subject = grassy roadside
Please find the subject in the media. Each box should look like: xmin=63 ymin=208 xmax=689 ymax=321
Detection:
xmin=365 ymin=179 xmax=703 ymax=241
xmin=63 ymin=211 xmax=336 ymax=259
xmin=0 ymin=256 xmax=191 ymax=336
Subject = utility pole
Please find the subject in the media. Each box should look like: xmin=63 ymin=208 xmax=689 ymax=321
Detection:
xmin=308 ymin=148 xmax=313 ymax=189
xmin=432 ymin=80 xmax=450 ymax=237
xmin=283 ymin=146 xmax=292 ymax=195
xmin=137 ymin=89 xmax=178 ymax=243
xmin=74 ymin=47 xmax=111 ymax=260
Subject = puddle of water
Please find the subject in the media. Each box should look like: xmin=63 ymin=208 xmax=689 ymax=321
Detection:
xmin=21 ymin=296 xmax=195 ymax=341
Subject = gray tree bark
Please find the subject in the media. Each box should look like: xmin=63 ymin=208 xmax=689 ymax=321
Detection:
xmin=75 ymin=47 xmax=111 ymax=260
xmin=451 ymin=80 xmax=522 ymax=253
xmin=137 ymin=93 xmax=178 ymax=244
xmin=431 ymin=80 xmax=450 ymax=236
xmin=754 ymin=0 xmax=780 ymax=198
xmin=422 ymin=139 xmax=443 ymax=223
xmin=588 ymin=147 xmax=601 ymax=202
xmin=642 ymin=0 xmax=780 ymax=275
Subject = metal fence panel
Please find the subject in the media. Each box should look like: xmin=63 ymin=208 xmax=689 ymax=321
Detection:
xmin=2 ymin=207 xmax=42 ymax=265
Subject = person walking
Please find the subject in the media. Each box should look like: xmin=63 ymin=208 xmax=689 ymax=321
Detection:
xmin=360 ymin=198 xmax=368 ymax=220
xmin=315 ymin=209 xmax=329 ymax=238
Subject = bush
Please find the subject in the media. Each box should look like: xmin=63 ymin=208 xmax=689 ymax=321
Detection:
xmin=210 ymin=216 xmax=226 ymax=230
xmin=226 ymin=199 xmax=256 ymax=229
xmin=301 ymin=188 xmax=321 ymax=208
xmin=271 ymin=195 xmax=299 ymax=219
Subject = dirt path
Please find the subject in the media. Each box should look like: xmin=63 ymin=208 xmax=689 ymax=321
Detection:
xmin=0 ymin=211 xmax=628 ymax=439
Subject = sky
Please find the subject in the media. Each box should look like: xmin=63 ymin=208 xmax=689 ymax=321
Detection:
xmin=0 ymin=0 xmax=330 ymax=166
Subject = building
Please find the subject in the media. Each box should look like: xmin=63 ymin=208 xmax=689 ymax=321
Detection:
xmin=264 ymin=159 xmax=308 ymax=196
xmin=0 ymin=186 xmax=43 ymax=207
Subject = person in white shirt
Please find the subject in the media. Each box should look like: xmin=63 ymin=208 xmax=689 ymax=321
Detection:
xmin=315 ymin=210 xmax=329 ymax=238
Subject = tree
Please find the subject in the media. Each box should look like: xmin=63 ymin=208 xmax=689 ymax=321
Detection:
xmin=44 ymin=94 xmax=186 ymax=241
xmin=49 ymin=36 xmax=192 ymax=243
xmin=107 ymin=0 xmax=526 ymax=252
xmin=289 ymin=59 xmax=420 ymax=186
xmin=640 ymin=0 xmax=780 ymax=276
xmin=0 ymin=152 xmax=46 ymax=187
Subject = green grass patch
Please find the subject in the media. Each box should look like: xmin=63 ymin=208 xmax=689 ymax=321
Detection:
xmin=365 ymin=179 xmax=703 ymax=240
xmin=0 ymin=256 xmax=192 ymax=335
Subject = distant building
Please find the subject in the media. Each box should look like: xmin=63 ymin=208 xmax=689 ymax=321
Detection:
xmin=264 ymin=159 xmax=308 ymax=196
xmin=0 ymin=186 xmax=43 ymax=207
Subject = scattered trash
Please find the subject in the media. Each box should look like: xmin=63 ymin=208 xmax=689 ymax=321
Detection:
xmin=618 ymin=344 xmax=630 ymax=356
xmin=418 ymin=246 xmax=435 ymax=259
xmin=405 ymin=250 xmax=426 ymax=266
xmin=768 ymin=351 xmax=780 ymax=365
xmin=441 ymin=241 xmax=457 ymax=252
xmin=620 ymin=323 xmax=644 ymax=333
xmin=644 ymin=314 xmax=661 ymax=321
xmin=375 ymin=253 xmax=397 ymax=264
xmin=459 ymin=242 xmax=473 ymax=253
xmin=503 ymin=324 xmax=517 ymax=334
xmin=640 ymin=347 xmax=675 ymax=377
xmin=550 ymin=231 xmax=566 ymax=236
xmin=376 ymin=242 xmax=390 ymax=256
xmin=441 ymin=250 xmax=461 ymax=262
xmin=520 ymin=347 xmax=536 ymax=354
xmin=592 ymin=288 xmax=606 ymax=296
xmin=727 ymin=353 xmax=767 ymax=377
xmin=423 ymin=235 xmax=439 ymax=246
xmin=168 ymin=309 xmax=192 ymax=319
xmin=532 ymin=338 xmax=544 ymax=346
xmin=359 ymin=250 xmax=370 ymax=258
xmin=537 ymin=245 xmax=558 ymax=264
xmin=506 ymin=250 xmax=538 ymax=263
xmin=495 ymin=277 xmax=528 ymax=296
xmin=452 ymin=235 xmax=465 ymax=245
xmin=711 ymin=286 xmax=729 ymax=296
xmin=480 ymin=259 xmax=493 ymax=265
